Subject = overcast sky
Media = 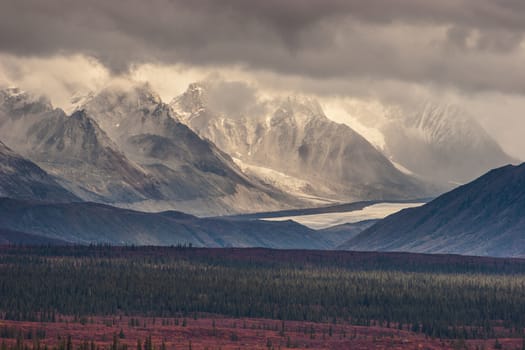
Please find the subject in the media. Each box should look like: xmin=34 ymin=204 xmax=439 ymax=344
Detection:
xmin=0 ymin=0 xmax=524 ymax=159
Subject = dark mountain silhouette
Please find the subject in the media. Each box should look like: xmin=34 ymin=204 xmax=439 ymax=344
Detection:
xmin=340 ymin=163 xmax=525 ymax=257
xmin=0 ymin=198 xmax=339 ymax=249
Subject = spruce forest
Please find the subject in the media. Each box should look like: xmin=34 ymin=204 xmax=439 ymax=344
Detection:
xmin=1 ymin=246 xmax=525 ymax=349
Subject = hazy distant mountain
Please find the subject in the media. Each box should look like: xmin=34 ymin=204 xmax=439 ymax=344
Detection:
xmin=340 ymin=163 xmax=525 ymax=257
xmin=171 ymin=82 xmax=435 ymax=203
xmin=0 ymin=198 xmax=335 ymax=249
xmin=0 ymin=140 xmax=78 ymax=202
xmin=350 ymin=102 xmax=517 ymax=186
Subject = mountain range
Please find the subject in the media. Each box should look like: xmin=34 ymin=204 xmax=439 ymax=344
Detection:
xmin=0 ymin=81 xmax=521 ymax=257
xmin=0 ymin=83 xmax=447 ymax=215
xmin=171 ymin=82 xmax=435 ymax=202
xmin=0 ymin=86 xmax=302 ymax=215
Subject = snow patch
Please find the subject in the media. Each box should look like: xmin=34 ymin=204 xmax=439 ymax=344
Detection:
xmin=390 ymin=159 xmax=415 ymax=176
xmin=233 ymin=158 xmax=337 ymax=205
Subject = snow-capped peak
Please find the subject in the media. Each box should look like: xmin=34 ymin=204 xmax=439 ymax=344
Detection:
xmin=169 ymin=81 xmax=209 ymax=118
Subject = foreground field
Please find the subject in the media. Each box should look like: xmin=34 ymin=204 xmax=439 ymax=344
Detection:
xmin=2 ymin=315 xmax=522 ymax=350
xmin=1 ymin=246 xmax=525 ymax=349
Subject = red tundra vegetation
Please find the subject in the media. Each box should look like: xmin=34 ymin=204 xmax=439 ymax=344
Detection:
xmin=0 ymin=316 xmax=522 ymax=350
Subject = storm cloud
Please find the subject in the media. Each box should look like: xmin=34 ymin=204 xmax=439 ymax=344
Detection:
xmin=1 ymin=0 xmax=525 ymax=94
xmin=0 ymin=0 xmax=524 ymax=158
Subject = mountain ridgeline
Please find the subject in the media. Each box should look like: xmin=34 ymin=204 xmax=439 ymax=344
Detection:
xmin=0 ymin=88 xmax=162 ymax=204
xmin=0 ymin=84 xmax=521 ymax=257
xmin=0 ymin=83 xmax=441 ymax=215
xmin=340 ymin=163 xmax=525 ymax=257
xmin=171 ymin=82 xmax=436 ymax=202
xmin=0 ymin=86 xmax=303 ymax=215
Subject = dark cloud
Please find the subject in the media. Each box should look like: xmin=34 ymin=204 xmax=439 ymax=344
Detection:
xmin=0 ymin=0 xmax=525 ymax=93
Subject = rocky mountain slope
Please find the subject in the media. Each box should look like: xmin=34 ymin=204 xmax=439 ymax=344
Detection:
xmin=0 ymin=140 xmax=79 ymax=202
xmin=0 ymin=86 xmax=303 ymax=215
xmin=340 ymin=163 xmax=525 ymax=257
xmin=80 ymin=83 xmax=303 ymax=214
xmin=0 ymin=87 xmax=160 ymax=203
xmin=171 ymin=82 xmax=435 ymax=202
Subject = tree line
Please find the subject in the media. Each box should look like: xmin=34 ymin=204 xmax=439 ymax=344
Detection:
xmin=1 ymin=246 xmax=525 ymax=339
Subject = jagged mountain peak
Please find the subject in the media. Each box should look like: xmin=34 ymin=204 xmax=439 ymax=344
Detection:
xmin=186 ymin=81 xmax=208 ymax=99
xmin=173 ymin=81 xmax=325 ymax=119
xmin=173 ymin=82 xmax=328 ymax=131
xmin=0 ymin=95 xmax=163 ymax=203
xmin=81 ymin=83 xmax=180 ymax=144
xmin=266 ymin=96 xmax=333 ymax=133
xmin=173 ymin=81 xmax=434 ymax=202
xmin=170 ymin=81 xmax=212 ymax=120
xmin=70 ymin=82 xmax=165 ymax=114
xmin=86 ymin=82 xmax=164 ymax=112
xmin=76 ymin=82 xmax=304 ymax=214
xmin=29 ymin=109 xmax=120 ymax=161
